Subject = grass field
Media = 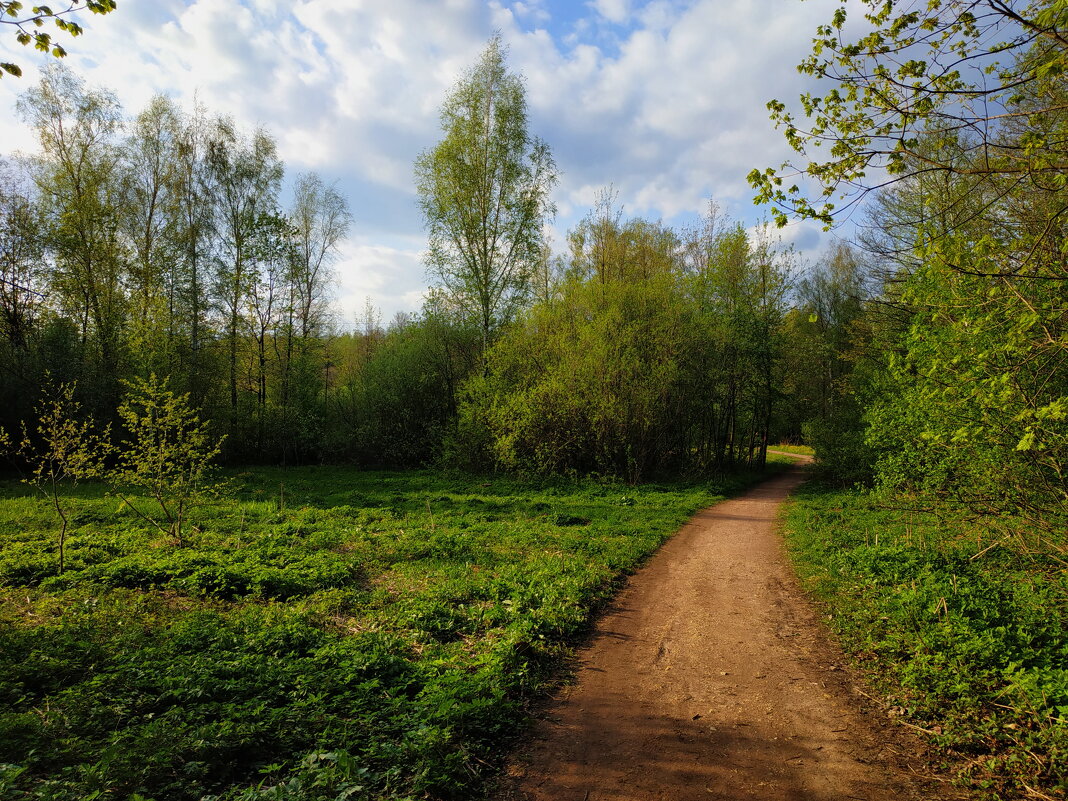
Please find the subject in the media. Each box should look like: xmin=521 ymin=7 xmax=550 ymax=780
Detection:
xmin=770 ymin=443 xmax=815 ymax=455
xmin=782 ymin=483 xmax=1068 ymax=800
xmin=0 ymin=463 xmax=789 ymax=801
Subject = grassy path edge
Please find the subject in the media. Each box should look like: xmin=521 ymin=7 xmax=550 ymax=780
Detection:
xmin=778 ymin=482 xmax=1068 ymax=801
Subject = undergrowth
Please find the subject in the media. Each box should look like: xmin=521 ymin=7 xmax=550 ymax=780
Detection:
xmin=783 ymin=482 xmax=1068 ymax=800
xmin=0 ymin=463 xmax=787 ymax=801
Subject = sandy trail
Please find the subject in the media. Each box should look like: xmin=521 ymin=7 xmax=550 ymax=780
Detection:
xmin=496 ymin=462 xmax=945 ymax=801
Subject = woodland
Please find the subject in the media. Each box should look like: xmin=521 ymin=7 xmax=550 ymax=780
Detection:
xmin=0 ymin=2 xmax=1066 ymax=800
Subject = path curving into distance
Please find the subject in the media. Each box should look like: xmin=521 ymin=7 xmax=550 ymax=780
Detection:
xmin=495 ymin=459 xmax=955 ymax=801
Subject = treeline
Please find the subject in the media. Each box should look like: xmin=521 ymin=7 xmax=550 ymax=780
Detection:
xmin=1 ymin=64 xmax=860 ymax=479
xmin=346 ymin=196 xmax=862 ymax=481
xmin=0 ymin=64 xmax=355 ymax=463
xmin=457 ymin=199 xmax=796 ymax=479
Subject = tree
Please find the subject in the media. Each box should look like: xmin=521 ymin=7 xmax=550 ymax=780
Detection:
xmin=0 ymin=157 xmax=46 ymax=354
xmin=750 ymin=1 xmax=1068 ymax=229
xmin=779 ymin=244 xmax=872 ymax=481
xmin=271 ymin=173 xmax=349 ymax=462
xmin=207 ymin=117 xmax=283 ymax=437
xmin=166 ymin=100 xmax=217 ymax=405
xmin=415 ymin=34 xmax=557 ymax=361
xmin=1 ymin=0 xmax=117 ymax=78
xmin=245 ymin=210 xmax=293 ymax=452
xmin=18 ymin=63 xmax=128 ymax=405
xmin=122 ymin=94 xmax=181 ymax=378
xmin=288 ymin=172 xmax=350 ymax=341
xmin=858 ymin=151 xmax=1068 ymax=536
xmin=754 ymin=2 xmax=1068 ymax=534
xmin=7 ymin=380 xmax=109 ymax=573
xmin=111 ymin=374 xmax=225 ymax=545
xmin=791 ymin=243 xmax=866 ymax=423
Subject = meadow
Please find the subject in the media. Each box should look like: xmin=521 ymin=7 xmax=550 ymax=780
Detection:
xmin=782 ymin=483 xmax=1068 ymax=799
xmin=0 ymin=463 xmax=787 ymax=801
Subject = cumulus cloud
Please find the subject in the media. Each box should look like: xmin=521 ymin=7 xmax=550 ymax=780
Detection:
xmin=333 ymin=239 xmax=428 ymax=325
xmin=0 ymin=0 xmax=844 ymax=324
xmin=590 ymin=0 xmax=631 ymax=25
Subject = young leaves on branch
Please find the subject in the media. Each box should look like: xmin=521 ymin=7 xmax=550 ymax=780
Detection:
xmin=111 ymin=374 xmax=226 ymax=546
xmin=750 ymin=0 xmax=1068 ymax=226
xmin=6 ymin=380 xmax=110 ymax=573
xmin=1 ymin=1 xmax=117 ymax=78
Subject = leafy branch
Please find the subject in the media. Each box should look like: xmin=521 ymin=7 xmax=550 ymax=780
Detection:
xmin=1 ymin=0 xmax=117 ymax=78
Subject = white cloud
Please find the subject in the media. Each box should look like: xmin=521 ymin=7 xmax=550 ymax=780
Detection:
xmin=0 ymin=0 xmax=846 ymax=325
xmin=508 ymin=0 xmax=551 ymax=23
xmin=589 ymin=0 xmax=630 ymax=25
xmin=333 ymin=239 xmax=428 ymax=324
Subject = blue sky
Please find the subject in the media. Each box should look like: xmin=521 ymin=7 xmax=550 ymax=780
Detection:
xmin=0 ymin=0 xmax=841 ymax=325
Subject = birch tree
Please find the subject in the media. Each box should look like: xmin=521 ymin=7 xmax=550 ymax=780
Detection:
xmin=415 ymin=34 xmax=557 ymax=360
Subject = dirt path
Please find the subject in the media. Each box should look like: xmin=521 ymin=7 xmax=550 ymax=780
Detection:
xmin=496 ymin=463 xmax=948 ymax=801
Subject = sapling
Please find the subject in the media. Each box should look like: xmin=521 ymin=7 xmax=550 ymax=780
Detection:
xmin=5 ymin=381 xmax=110 ymax=573
xmin=111 ymin=374 xmax=226 ymax=545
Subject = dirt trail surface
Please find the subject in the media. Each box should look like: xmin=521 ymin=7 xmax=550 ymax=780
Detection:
xmin=496 ymin=462 xmax=946 ymax=801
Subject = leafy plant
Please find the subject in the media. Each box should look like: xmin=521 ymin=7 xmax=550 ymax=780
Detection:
xmin=110 ymin=374 xmax=225 ymax=545
xmin=783 ymin=482 xmax=1068 ymax=799
xmin=5 ymin=380 xmax=109 ymax=573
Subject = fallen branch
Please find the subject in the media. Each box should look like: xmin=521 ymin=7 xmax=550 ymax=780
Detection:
xmin=969 ymin=540 xmax=1002 ymax=561
xmin=1022 ymin=783 xmax=1059 ymax=801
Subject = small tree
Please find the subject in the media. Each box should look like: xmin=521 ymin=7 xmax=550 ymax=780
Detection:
xmin=112 ymin=374 xmax=225 ymax=545
xmin=7 ymin=381 xmax=108 ymax=573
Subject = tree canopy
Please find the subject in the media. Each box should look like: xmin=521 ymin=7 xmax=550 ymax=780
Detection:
xmin=749 ymin=0 xmax=1068 ymax=227
xmin=755 ymin=0 xmax=1068 ymax=533
xmin=415 ymin=34 xmax=557 ymax=358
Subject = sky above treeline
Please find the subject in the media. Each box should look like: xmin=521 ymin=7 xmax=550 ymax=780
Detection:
xmin=0 ymin=0 xmax=842 ymax=326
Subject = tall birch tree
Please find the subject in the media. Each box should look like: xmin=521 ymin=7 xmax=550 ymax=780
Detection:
xmin=415 ymin=34 xmax=557 ymax=361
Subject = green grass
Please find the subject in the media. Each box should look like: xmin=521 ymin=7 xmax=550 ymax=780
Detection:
xmin=782 ymin=482 xmax=1068 ymax=800
xmin=0 ymin=464 xmax=785 ymax=801
xmin=770 ymin=442 xmax=815 ymax=455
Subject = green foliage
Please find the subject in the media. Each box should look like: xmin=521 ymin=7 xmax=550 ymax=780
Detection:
xmin=0 ymin=466 xmax=777 ymax=800
xmin=5 ymin=380 xmax=108 ymax=574
xmin=454 ymin=204 xmax=793 ymax=481
xmin=777 ymin=243 xmax=868 ymax=448
xmin=328 ymin=299 xmax=480 ymax=467
xmin=758 ymin=4 xmax=1068 ymax=532
xmin=801 ymin=416 xmax=871 ymax=486
xmin=784 ymin=483 xmax=1068 ymax=799
xmin=752 ymin=1 xmax=1068 ymax=225
xmin=0 ymin=1 xmax=117 ymax=78
xmin=467 ymin=271 xmax=688 ymax=480
xmin=17 ymin=64 xmax=126 ymax=409
xmin=854 ymin=155 xmax=1068 ymax=537
xmin=111 ymin=374 xmax=226 ymax=545
xmin=415 ymin=34 xmax=558 ymax=355
xmin=2 ymin=67 xmax=353 ymax=467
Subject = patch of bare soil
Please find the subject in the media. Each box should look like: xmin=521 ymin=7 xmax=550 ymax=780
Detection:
xmin=495 ymin=463 xmax=960 ymax=801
